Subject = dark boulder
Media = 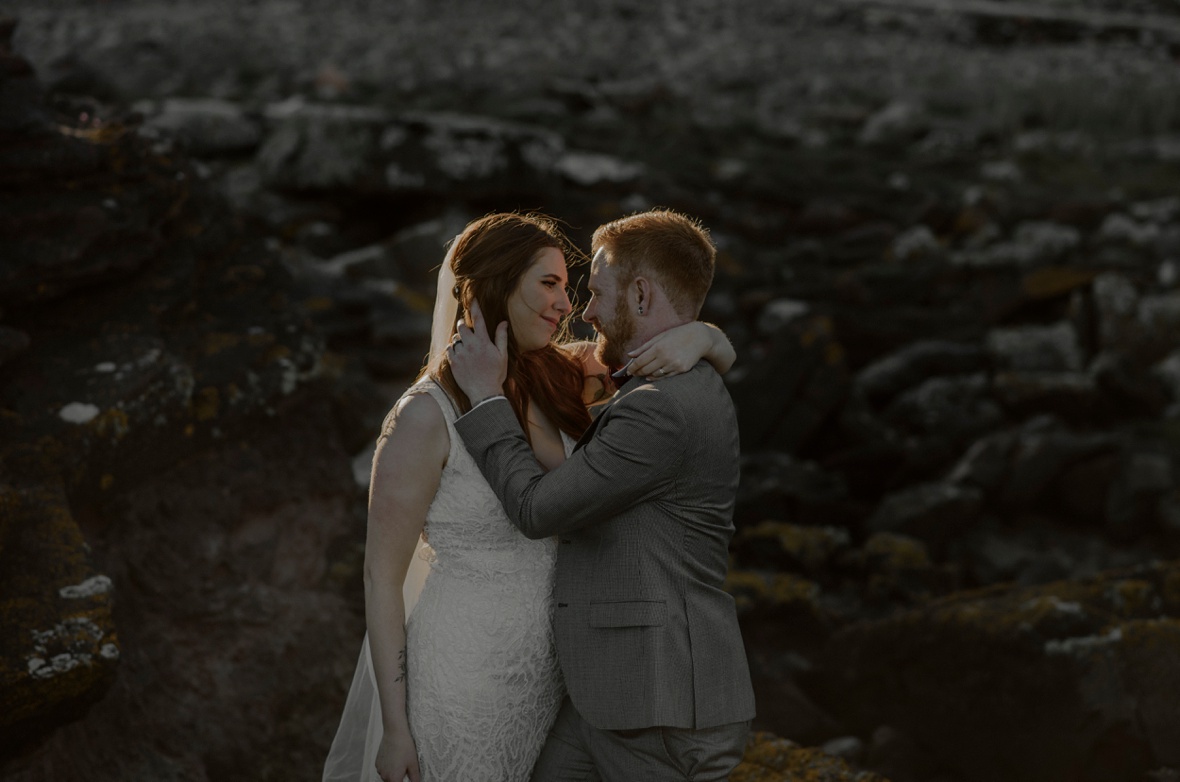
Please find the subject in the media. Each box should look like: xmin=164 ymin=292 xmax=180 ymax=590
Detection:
xmin=883 ymin=373 xmax=1003 ymax=441
xmin=729 ymin=316 xmax=851 ymax=454
xmin=865 ymin=482 xmax=984 ymax=555
xmin=736 ymin=452 xmax=861 ymax=532
xmin=825 ymin=561 xmax=1180 ymax=782
xmin=854 ymin=340 xmax=987 ymax=407
xmin=996 ymin=425 xmax=1115 ymax=512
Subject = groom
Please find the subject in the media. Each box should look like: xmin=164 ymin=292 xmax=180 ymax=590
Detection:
xmin=450 ymin=209 xmax=755 ymax=781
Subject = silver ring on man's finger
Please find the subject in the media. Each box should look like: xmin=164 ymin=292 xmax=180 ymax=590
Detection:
xmin=657 ymin=368 xmax=665 ymax=375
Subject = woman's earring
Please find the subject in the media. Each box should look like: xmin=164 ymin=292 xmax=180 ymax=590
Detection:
xmin=638 ymin=306 xmax=644 ymax=315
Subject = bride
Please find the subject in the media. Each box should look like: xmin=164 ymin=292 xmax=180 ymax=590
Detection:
xmin=321 ymin=213 xmax=735 ymax=782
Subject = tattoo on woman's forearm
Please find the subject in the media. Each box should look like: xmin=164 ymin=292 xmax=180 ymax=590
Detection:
xmin=395 ymin=647 xmax=407 ymax=683
xmin=590 ymin=373 xmax=609 ymax=402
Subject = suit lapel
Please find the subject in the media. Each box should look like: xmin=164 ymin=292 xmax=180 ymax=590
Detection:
xmin=574 ymin=376 xmax=641 ymax=451
xmin=573 ymin=401 xmax=613 ymax=451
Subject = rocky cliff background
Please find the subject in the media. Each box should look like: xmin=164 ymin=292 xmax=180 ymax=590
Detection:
xmin=3 ymin=1 xmax=1180 ymax=780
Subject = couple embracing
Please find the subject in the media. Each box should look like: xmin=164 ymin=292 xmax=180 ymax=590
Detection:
xmin=323 ymin=209 xmax=755 ymax=782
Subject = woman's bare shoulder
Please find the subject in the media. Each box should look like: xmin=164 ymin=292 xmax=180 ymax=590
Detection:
xmin=379 ymin=387 xmax=448 ymax=443
xmin=560 ymin=340 xmax=608 ymax=375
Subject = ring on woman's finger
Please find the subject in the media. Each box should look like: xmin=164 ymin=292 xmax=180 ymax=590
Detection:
xmin=656 ymin=368 xmax=666 ymax=375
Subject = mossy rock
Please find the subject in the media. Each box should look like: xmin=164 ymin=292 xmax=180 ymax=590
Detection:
xmin=733 ymin=520 xmax=852 ymax=575
xmin=827 ymin=560 xmax=1180 ymax=781
xmin=733 ymin=732 xmax=889 ymax=782
xmin=0 ymin=480 xmax=119 ymax=754
xmin=730 ymin=522 xmax=956 ymax=625
xmin=726 ymin=567 xmax=826 ymax=623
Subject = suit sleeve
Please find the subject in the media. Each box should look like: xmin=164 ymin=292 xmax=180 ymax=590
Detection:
xmin=453 ymin=389 xmax=686 ymax=538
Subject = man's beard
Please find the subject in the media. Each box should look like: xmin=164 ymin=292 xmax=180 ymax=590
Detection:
xmin=593 ymin=301 xmax=636 ymax=371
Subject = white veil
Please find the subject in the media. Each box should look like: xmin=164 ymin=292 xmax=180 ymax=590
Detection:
xmin=322 ymin=239 xmax=459 ymax=782
xmin=401 ymin=237 xmax=458 ymax=618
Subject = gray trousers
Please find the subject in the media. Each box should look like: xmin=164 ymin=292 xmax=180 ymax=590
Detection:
xmin=531 ymin=697 xmax=750 ymax=782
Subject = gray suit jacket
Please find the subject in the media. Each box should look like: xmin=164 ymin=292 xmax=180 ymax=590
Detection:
xmin=454 ymin=361 xmax=756 ymax=731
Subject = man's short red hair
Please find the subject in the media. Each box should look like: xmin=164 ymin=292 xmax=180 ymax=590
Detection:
xmin=591 ymin=209 xmax=716 ymax=319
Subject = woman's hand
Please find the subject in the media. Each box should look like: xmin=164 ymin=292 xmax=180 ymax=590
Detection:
xmin=375 ymin=730 xmax=421 ymax=782
xmin=627 ymin=322 xmax=735 ymax=379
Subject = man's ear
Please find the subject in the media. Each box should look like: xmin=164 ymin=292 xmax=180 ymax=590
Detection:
xmin=634 ymin=276 xmax=652 ymax=314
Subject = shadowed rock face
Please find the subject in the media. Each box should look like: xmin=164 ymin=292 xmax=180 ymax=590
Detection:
xmin=5 ymin=396 xmax=364 ymax=782
xmin=0 ymin=17 xmax=368 ymax=775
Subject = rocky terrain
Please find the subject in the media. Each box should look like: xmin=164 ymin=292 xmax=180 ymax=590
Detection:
xmin=3 ymin=1 xmax=1180 ymax=780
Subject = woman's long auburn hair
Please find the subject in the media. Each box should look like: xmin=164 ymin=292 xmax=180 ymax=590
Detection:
xmin=419 ymin=213 xmax=592 ymax=440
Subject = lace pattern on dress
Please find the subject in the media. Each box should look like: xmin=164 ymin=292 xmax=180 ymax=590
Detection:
xmin=402 ymin=379 xmax=566 ymax=780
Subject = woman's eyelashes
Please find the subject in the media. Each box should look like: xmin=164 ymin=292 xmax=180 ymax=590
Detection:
xmin=539 ymin=279 xmax=576 ymax=308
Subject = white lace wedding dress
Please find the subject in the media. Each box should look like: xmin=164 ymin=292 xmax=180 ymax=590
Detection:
xmin=323 ymin=379 xmax=567 ymax=782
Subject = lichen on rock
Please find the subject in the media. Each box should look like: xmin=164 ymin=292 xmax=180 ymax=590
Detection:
xmin=733 ymin=732 xmax=890 ymax=782
xmin=0 ymin=481 xmax=118 ymax=755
